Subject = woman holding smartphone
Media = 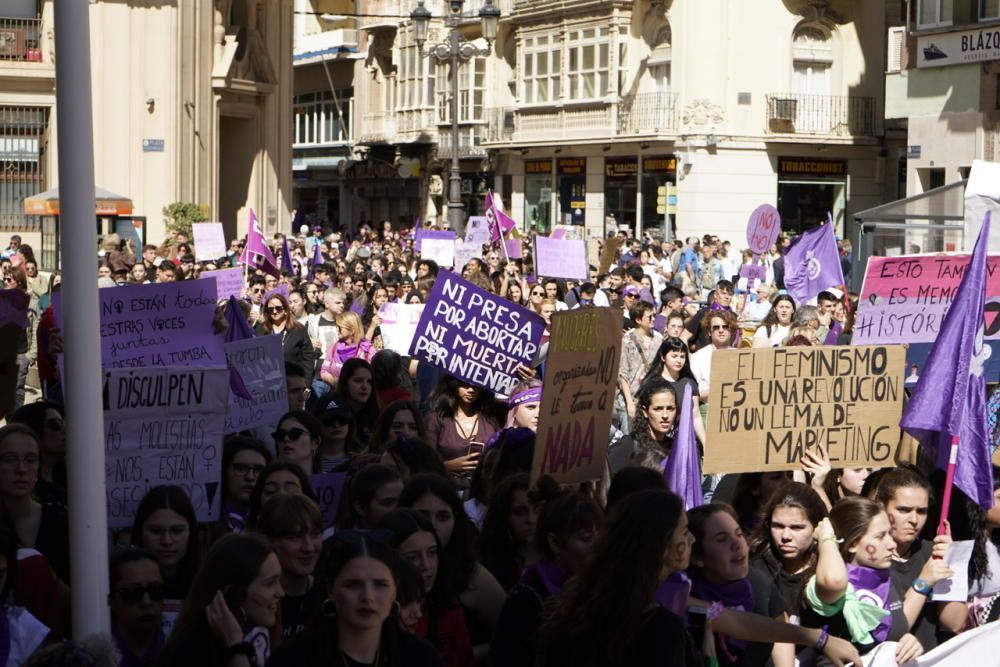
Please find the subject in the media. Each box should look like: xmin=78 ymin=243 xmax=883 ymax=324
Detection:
xmin=424 ymin=376 xmax=499 ymax=484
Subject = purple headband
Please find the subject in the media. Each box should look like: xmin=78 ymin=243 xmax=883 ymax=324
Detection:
xmin=509 ymin=387 xmax=542 ymax=408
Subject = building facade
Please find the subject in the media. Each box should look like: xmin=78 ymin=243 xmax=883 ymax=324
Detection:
xmin=0 ymin=0 xmax=294 ymax=258
xmin=331 ymin=0 xmax=895 ymax=241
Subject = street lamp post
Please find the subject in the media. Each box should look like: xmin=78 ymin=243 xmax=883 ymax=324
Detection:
xmin=411 ymin=0 xmax=500 ymax=233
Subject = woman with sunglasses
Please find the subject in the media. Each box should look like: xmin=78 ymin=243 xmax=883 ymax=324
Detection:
xmin=690 ymin=309 xmax=739 ymax=403
xmin=273 ymin=411 xmax=323 ymax=475
xmin=9 ymin=401 xmax=67 ymax=510
xmin=110 ymin=547 xmax=166 ymax=667
xmin=255 ymin=292 xmax=317 ymax=387
xmin=158 ymin=534 xmax=284 ymax=667
xmin=4 ymin=266 xmax=37 ymax=419
xmin=527 ymin=284 xmax=546 ymax=315
xmin=269 ymin=529 xmax=443 ymax=667
xmin=219 ymin=437 xmax=273 ymax=534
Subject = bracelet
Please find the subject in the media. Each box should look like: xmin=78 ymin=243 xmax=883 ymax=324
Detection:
xmin=814 ymin=625 xmax=830 ymax=651
xmin=818 ymin=536 xmax=843 ymax=545
xmin=707 ymin=601 xmax=725 ymax=622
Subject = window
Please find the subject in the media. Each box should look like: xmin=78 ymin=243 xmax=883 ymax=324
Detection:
xmin=293 ymin=89 xmax=353 ymax=146
xmin=521 ymin=35 xmax=560 ymax=104
xmin=0 ymin=106 xmax=47 ymax=232
xmin=983 ymin=0 xmax=1000 ymax=19
xmin=436 ymin=58 xmax=486 ymax=123
xmin=397 ymin=34 xmax=435 ymax=111
xmin=918 ymin=0 xmax=953 ymax=28
xmin=566 ymin=27 xmax=610 ymax=100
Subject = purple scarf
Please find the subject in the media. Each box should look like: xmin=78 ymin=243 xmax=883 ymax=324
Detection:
xmin=689 ymin=572 xmax=755 ymax=653
xmin=847 ymin=564 xmax=892 ymax=642
xmin=656 ymin=571 xmax=692 ymax=619
xmin=520 ymin=560 xmax=569 ymax=598
xmin=824 ymin=320 xmax=843 ymax=345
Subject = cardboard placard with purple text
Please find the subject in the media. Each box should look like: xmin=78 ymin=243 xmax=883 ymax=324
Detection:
xmin=746 ymin=205 xmax=781 ymax=256
xmin=422 ymin=231 xmax=456 ymax=268
xmin=409 ymin=271 xmax=545 ymax=395
xmin=853 ymin=254 xmax=1000 ymax=379
xmin=378 ymin=302 xmax=425 ymax=355
xmin=535 ymin=236 xmax=588 ymax=280
xmin=103 ymin=366 xmax=228 ymax=528
xmin=224 ymin=334 xmax=288 ymax=434
xmin=531 ymin=308 xmax=621 ymax=484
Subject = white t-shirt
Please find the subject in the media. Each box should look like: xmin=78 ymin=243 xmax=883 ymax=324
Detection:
xmin=689 ymin=345 xmax=716 ymax=398
xmin=7 ymin=606 xmax=48 ymax=667
xmin=752 ymin=323 xmax=791 ymax=348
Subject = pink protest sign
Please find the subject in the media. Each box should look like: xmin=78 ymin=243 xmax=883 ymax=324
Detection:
xmin=746 ymin=205 xmax=781 ymax=256
xmin=203 ymin=268 xmax=245 ymax=301
xmin=854 ymin=254 xmax=1000 ymax=345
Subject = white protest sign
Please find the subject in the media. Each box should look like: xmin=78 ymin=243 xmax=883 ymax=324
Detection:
xmin=464 ymin=216 xmax=491 ymax=246
xmin=453 ymin=239 xmax=482 ymax=272
xmin=422 ymin=237 xmax=456 ymax=268
xmin=534 ymin=236 xmax=588 ymax=280
xmin=932 ymin=540 xmax=975 ymax=602
xmin=225 ymin=334 xmax=288 ymax=434
xmin=378 ymin=303 xmax=424 ymax=355
xmin=192 ymin=222 xmax=228 ymax=261
xmin=104 ymin=366 xmax=228 ymax=528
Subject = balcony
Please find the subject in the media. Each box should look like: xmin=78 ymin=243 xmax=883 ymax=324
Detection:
xmin=360 ymin=111 xmax=398 ymax=143
xmin=0 ymin=17 xmax=43 ymax=63
xmin=293 ymin=96 xmax=354 ymax=148
xmin=483 ymin=93 xmax=678 ymax=146
xmin=293 ymin=27 xmax=360 ymax=64
xmin=438 ymin=126 xmax=488 ymax=159
xmin=765 ymin=93 xmax=877 ymax=139
xmin=396 ymin=108 xmax=438 ymax=142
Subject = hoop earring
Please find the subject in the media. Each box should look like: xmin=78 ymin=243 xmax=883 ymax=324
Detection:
xmin=392 ymin=600 xmax=401 ymax=616
xmin=320 ymin=598 xmax=338 ymax=618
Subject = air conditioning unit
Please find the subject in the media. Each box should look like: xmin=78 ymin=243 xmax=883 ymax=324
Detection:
xmin=771 ymin=98 xmax=798 ymax=121
xmin=887 ymin=26 xmax=905 ymax=73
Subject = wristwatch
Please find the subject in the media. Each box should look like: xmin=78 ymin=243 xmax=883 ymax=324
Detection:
xmin=911 ymin=578 xmax=933 ymax=597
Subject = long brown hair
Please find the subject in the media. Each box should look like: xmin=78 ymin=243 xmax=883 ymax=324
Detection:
xmin=260 ymin=293 xmax=301 ymax=333
xmin=542 ymin=490 xmax=684 ymax=665
xmin=751 ymin=481 xmax=827 ymax=565
xmin=828 ymin=496 xmax=885 ymax=562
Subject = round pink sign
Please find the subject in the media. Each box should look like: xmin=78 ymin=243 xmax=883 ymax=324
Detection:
xmin=746 ymin=204 xmax=781 ymax=255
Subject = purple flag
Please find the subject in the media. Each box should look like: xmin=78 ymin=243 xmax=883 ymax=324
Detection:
xmin=223 ymin=295 xmax=254 ymax=400
xmin=485 ymin=190 xmax=516 ymax=243
xmin=782 ymin=221 xmax=844 ymax=305
xmin=663 ymin=383 xmax=702 ymax=510
xmin=310 ymin=241 xmax=324 ymax=268
xmin=901 ymin=214 xmax=995 ymax=509
xmin=280 ymin=237 xmax=293 ymax=274
xmin=238 ymin=208 xmax=280 ymax=278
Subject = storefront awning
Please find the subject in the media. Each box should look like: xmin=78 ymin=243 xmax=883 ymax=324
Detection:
xmin=23 ymin=186 xmax=134 ymax=216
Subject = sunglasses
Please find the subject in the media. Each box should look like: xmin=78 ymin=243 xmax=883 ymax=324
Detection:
xmin=272 ymin=427 xmax=307 ymax=442
xmin=267 ymin=306 xmax=285 ymax=314
xmin=116 ymin=583 xmax=166 ymax=604
xmin=251 ymin=288 xmax=265 ymax=294
xmin=231 ymin=462 xmax=266 ymax=476
xmin=45 ymin=418 xmax=63 ymax=432
xmin=711 ymin=324 xmax=730 ymax=332
xmin=531 ymin=291 xmax=544 ymax=296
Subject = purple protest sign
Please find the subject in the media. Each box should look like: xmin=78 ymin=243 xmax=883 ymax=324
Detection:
xmin=534 ymin=236 xmax=588 ymax=280
xmin=93 ymin=281 xmax=226 ymax=368
xmin=746 ymin=204 xmax=781 ymax=256
xmin=504 ymin=238 xmax=522 ymax=259
xmin=409 ymin=271 xmax=545 ymax=395
xmin=739 ymin=262 xmax=767 ymax=283
xmin=309 ymin=472 xmax=347 ymax=528
xmin=202 ymin=268 xmax=244 ymax=301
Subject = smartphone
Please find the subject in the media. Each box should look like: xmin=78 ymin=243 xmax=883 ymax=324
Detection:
xmin=467 ymin=441 xmax=485 ymax=457
xmin=223 ymin=585 xmax=244 ymax=618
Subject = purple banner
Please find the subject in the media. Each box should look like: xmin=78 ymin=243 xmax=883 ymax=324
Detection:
xmin=739 ymin=262 xmax=767 ymax=283
xmin=746 ymin=204 xmax=781 ymax=256
xmin=409 ymin=271 xmax=545 ymax=395
xmin=93 ymin=281 xmax=226 ymax=369
xmin=534 ymin=236 xmax=588 ymax=280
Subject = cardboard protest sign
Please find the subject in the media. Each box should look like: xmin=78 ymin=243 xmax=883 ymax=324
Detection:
xmin=587 ymin=239 xmax=601 ymax=269
xmin=531 ymin=308 xmax=621 ymax=484
xmin=88 ymin=281 xmax=227 ymax=369
xmin=202 ymin=268 xmax=244 ymax=301
xmin=599 ymin=237 xmax=622 ymax=274
xmin=409 ymin=271 xmax=545 ymax=395
xmin=309 ymin=472 xmax=347 ymax=528
xmin=464 ymin=216 xmax=491 ymax=246
xmin=745 ymin=204 xmax=781 ymax=256
xmin=192 ymin=222 xmax=227 ymax=261
xmin=422 ymin=232 xmax=456 ymax=268
xmin=378 ymin=303 xmax=424 ymax=355
xmin=224 ymin=335 xmax=288 ymax=434
xmin=704 ymin=345 xmax=904 ymax=474
xmin=103 ymin=366 xmax=228 ymax=528
xmin=535 ymin=236 xmax=588 ymax=280
xmin=854 ymin=254 xmax=1000 ymax=378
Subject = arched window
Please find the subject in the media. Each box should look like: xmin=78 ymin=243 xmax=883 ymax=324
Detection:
xmin=648 ymin=23 xmax=671 ymax=94
xmin=791 ymin=24 xmax=833 ymax=98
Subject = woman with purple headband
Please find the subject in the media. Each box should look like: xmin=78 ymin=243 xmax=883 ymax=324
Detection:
xmin=505 ymin=380 xmax=542 ymax=431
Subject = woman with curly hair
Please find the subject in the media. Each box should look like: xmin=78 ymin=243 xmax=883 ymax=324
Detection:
xmin=608 ymin=379 xmax=677 ymax=475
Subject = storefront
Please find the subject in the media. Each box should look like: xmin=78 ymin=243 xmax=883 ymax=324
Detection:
xmin=345 ymin=160 xmax=421 ymax=229
xmin=640 ymin=156 xmax=676 ymax=238
xmin=523 ymin=159 xmax=553 ymax=235
xmin=604 ymin=157 xmax=638 ymax=234
xmin=776 ymin=157 xmax=847 ymax=236
xmin=557 ymin=158 xmax=586 ymax=227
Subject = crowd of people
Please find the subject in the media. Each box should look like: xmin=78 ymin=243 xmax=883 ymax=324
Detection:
xmin=0 ymin=220 xmax=996 ymax=667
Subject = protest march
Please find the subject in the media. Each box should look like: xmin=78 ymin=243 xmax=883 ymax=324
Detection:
xmin=0 ymin=189 xmax=998 ymax=667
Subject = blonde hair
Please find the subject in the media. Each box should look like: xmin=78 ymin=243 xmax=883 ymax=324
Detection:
xmin=336 ymin=311 xmax=364 ymax=345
